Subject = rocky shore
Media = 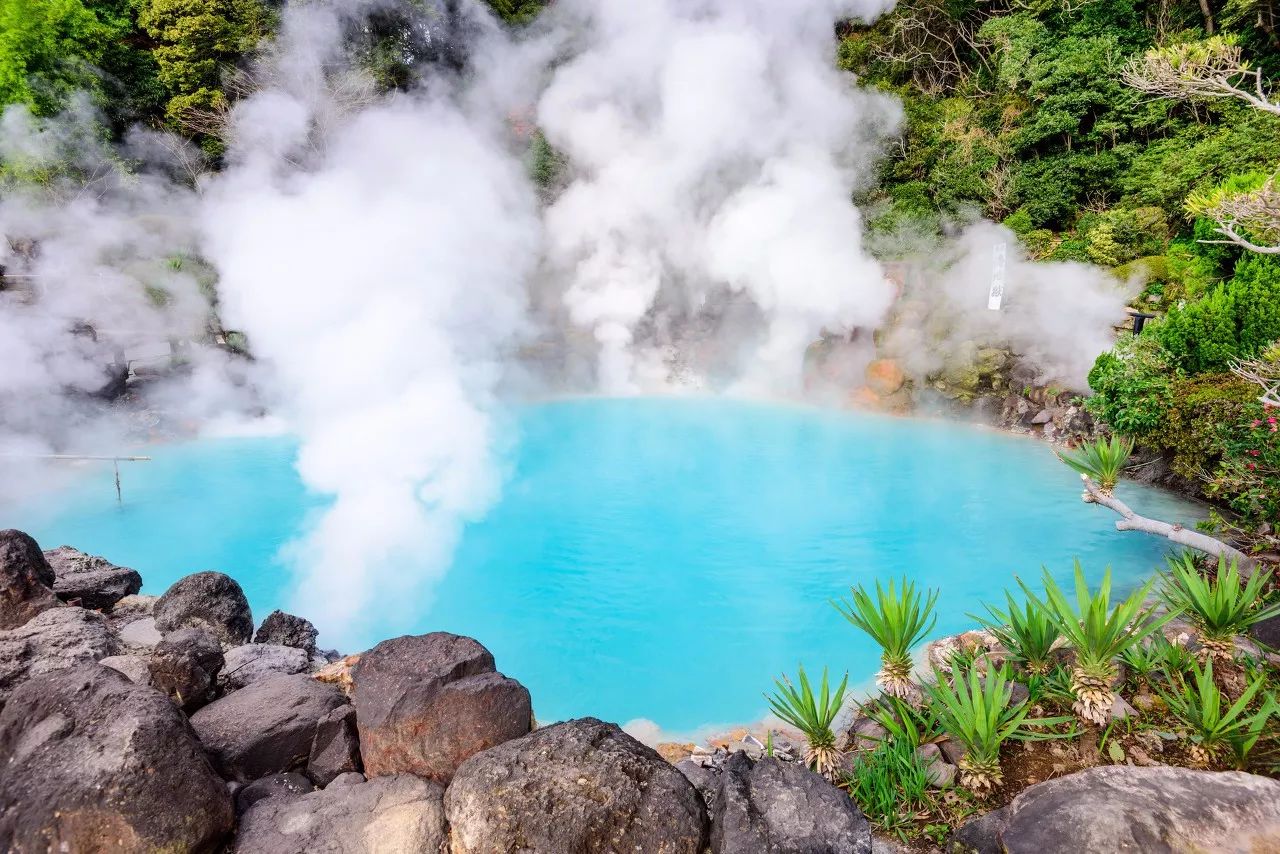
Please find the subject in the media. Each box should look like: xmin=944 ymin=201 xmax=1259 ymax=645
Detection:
xmin=2 ymin=527 xmax=1278 ymax=853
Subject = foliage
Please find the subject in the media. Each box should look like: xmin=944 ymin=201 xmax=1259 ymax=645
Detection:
xmin=924 ymin=663 xmax=1073 ymax=792
xmin=833 ymin=578 xmax=939 ymax=697
xmin=1207 ymin=397 xmax=1280 ymax=529
xmin=764 ymin=665 xmax=848 ymax=778
xmin=844 ymin=738 xmax=932 ymax=835
xmin=1158 ymin=658 xmax=1276 ymax=767
xmin=1055 ymin=434 xmax=1134 ymax=494
xmin=1160 ymin=554 xmax=1280 ymax=647
xmin=1156 ymin=372 xmax=1262 ymax=480
xmin=864 ymin=694 xmax=946 ymax=750
xmin=1085 ymin=333 xmax=1176 ymax=435
xmin=1156 ymin=254 xmax=1280 ymax=373
xmin=973 ymin=591 xmax=1060 ymax=675
xmin=483 ymin=0 xmax=546 ymax=25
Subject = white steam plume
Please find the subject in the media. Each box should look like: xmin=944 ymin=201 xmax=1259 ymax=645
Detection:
xmin=201 ymin=1 xmax=540 ymax=640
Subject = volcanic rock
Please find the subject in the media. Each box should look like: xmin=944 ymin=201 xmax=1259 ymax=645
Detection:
xmin=99 ymin=653 xmax=151 ymax=684
xmin=117 ymin=615 xmax=163 ymax=654
xmin=221 ymin=643 xmax=310 ymax=690
xmin=0 ymin=606 xmax=119 ymax=704
xmin=308 ymin=702 xmax=362 ymax=785
xmin=149 ymin=627 xmax=224 ymax=711
xmin=0 ymin=529 xmax=58 ymax=629
xmin=236 ymin=772 xmax=315 ymax=815
xmin=254 ymin=610 xmax=319 ymax=654
xmin=154 ymin=571 xmax=253 ymax=645
xmin=43 ymin=545 xmax=141 ymax=610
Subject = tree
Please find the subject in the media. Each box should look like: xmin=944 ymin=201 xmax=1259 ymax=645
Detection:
xmin=0 ymin=0 xmax=114 ymax=114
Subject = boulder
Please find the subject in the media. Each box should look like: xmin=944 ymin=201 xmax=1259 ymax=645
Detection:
xmin=117 ymin=615 xmax=163 ymax=654
xmin=234 ymin=773 xmax=445 ymax=854
xmin=328 ymin=771 xmax=366 ymax=788
xmin=0 ymin=529 xmax=58 ymax=629
xmin=308 ymin=703 xmax=362 ymax=785
xmin=353 ymin=632 xmax=531 ymax=784
xmin=190 ymin=673 xmax=347 ymax=782
xmin=43 ymin=545 xmax=141 ymax=610
xmin=149 ymin=627 xmax=224 ymax=711
xmin=709 ymin=752 xmax=872 ymax=854
xmin=111 ymin=593 xmax=158 ymax=618
xmin=0 ymin=664 xmax=232 ymax=852
xmin=254 ymin=610 xmax=319 ymax=654
xmin=968 ymin=765 xmax=1280 ymax=853
xmin=446 ymin=717 xmax=707 ymax=854
xmin=99 ymin=653 xmax=151 ymax=684
xmin=236 ymin=772 xmax=315 ymax=815
xmin=314 ymin=653 xmax=359 ymax=694
xmin=221 ymin=643 xmax=310 ymax=690
xmin=0 ymin=606 xmax=120 ymax=704
xmin=1251 ymin=613 xmax=1280 ymax=650
xmin=154 ymin=571 xmax=253 ymax=645
xmin=677 ymin=757 xmax=720 ymax=805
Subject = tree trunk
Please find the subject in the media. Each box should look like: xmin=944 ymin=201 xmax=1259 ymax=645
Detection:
xmin=1199 ymin=0 xmax=1216 ymax=34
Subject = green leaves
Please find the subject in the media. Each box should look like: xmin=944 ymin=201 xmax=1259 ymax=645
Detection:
xmin=1055 ymin=436 xmax=1133 ymax=493
xmin=833 ymin=578 xmax=939 ymax=665
xmin=1158 ymin=658 xmax=1276 ymax=768
xmin=764 ymin=665 xmax=848 ymax=751
xmin=1018 ymin=563 xmax=1172 ymax=678
xmin=973 ymin=591 xmax=1060 ymax=674
xmin=1160 ymin=554 xmax=1280 ymax=644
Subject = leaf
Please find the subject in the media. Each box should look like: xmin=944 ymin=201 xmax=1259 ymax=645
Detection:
xmin=1107 ymin=741 xmax=1126 ymax=763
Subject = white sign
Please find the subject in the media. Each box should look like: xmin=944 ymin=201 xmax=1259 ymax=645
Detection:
xmin=988 ymin=241 xmax=1007 ymax=311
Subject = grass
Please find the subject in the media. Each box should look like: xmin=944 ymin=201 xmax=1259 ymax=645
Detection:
xmin=844 ymin=738 xmax=932 ymax=837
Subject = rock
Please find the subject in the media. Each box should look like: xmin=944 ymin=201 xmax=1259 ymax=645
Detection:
xmin=328 ymin=771 xmax=366 ymax=788
xmin=221 ymin=643 xmax=310 ymax=690
xmin=677 ymin=757 xmax=720 ymax=805
xmin=111 ymin=593 xmax=158 ymax=618
xmin=865 ymin=359 xmax=906 ymax=395
xmin=154 ymin=571 xmax=253 ymax=645
xmin=234 ymin=773 xmax=446 ymax=854
xmin=1030 ymin=408 xmax=1054 ymax=425
xmin=848 ymin=715 xmax=888 ymax=751
xmin=236 ymin=772 xmax=315 ymax=815
xmin=989 ymin=765 xmax=1280 ymax=853
xmin=42 ymin=545 xmax=141 ymax=610
xmin=446 ymin=717 xmax=707 ymax=854
xmin=254 ymin=610 xmax=319 ymax=654
xmin=710 ymin=752 xmax=871 ymax=853
xmin=117 ymin=615 xmax=163 ymax=654
xmin=353 ymin=632 xmax=531 ymax=784
xmin=308 ymin=703 xmax=362 ymax=785
xmin=190 ymin=673 xmax=347 ymax=782
xmin=99 ymin=653 xmax=151 ymax=684
xmin=149 ymin=627 xmax=224 ymax=711
xmin=0 ymin=607 xmax=120 ymax=704
xmin=938 ymin=738 xmax=969 ymax=767
xmin=1251 ymin=613 xmax=1280 ymax=650
xmin=0 ymin=529 xmax=58 ymax=629
xmin=314 ymin=653 xmax=359 ymax=694
xmin=1108 ymin=694 xmax=1139 ymax=721
xmin=0 ymin=664 xmax=232 ymax=852
xmin=948 ymin=806 xmax=1008 ymax=854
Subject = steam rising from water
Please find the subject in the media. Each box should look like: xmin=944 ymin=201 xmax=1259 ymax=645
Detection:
xmin=0 ymin=0 xmax=1134 ymax=641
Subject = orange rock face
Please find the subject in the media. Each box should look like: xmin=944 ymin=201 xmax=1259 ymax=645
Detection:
xmin=865 ymin=359 xmax=906 ymax=395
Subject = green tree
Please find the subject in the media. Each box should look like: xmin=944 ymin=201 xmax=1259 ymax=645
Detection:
xmin=0 ymin=0 xmax=114 ymax=114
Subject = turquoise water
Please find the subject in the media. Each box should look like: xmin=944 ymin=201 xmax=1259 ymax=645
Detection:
xmin=9 ymin=397 xmax=1201 ymax=734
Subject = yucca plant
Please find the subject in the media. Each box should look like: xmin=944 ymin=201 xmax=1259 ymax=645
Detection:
xmin=1120 ymin=637 xmax=1167 ymax=689
xmin=973 ymin=592 xmax=1061 ymax=675
xmin=1158 ymin=659 xmax=1276 ymax=768
xmin=1160 ymin=554 xmax=1280 ymax=660
xmin=1020 ymin=563 xmax=1174 ymax=725
xmin=924 ymin=664 xmax=1073 ymax=794
xmin=833 ymin=578 xmax=939 ymax=699
xmin=863 ymin=694 xmax=945 ymax=750
xmin=1056 ymin=435 xmax=1133 ymax=497
xmin=765 ymin=665 xmax=848 ymax=780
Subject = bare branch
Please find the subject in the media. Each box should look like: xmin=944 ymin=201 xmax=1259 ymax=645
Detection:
xmin=1231 ymin=351 xmax=1280 ymax=408
xmin=1122 ymin=37 xmax=1280 ymax=116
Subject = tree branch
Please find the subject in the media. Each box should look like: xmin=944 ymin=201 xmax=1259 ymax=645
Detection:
xmin=1080 ymin=476 xmax=1257 ymax=573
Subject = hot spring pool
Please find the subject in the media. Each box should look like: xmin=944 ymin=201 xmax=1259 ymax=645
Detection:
xmin=12 ymin=397 xmax=1201 ymax=736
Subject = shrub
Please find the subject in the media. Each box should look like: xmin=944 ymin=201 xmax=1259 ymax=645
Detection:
xmin=1056 ymin=434 xmax=1133 ymax=495
xmin=1085 ymin=334 xmax=1174 ymax=436
xmin=974 ymin=592 xmax=1060 ymax=675
xmin=1156 ymin=255 xmax=1280 ymax=374
xmin=1155 ymin=372 xmax=1261 ymax=481
xmin=1207 ymin=398 xmax=1280 ymax=530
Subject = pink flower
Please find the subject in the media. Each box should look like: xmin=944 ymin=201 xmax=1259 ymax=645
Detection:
xmin=1247 ymin=462 xmax=1257 ymax=471
xmin=1249 ymin=450 xmax=1261 ymax=456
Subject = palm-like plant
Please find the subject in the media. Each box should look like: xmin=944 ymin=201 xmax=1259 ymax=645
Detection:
xmin=1056 ymin=435 xmax=1134 ymax=497
xmin=1020 ymin=563 xmax=1174 ymax=725
xmin=833 ymin=578 xmax=939 ymax=699
xmin=765 ymin=665 xmax=848 ymax=780
xmin=1160 ymin=554 xmax=1280 ymax=660
xmin=1158 ymin=659 xmax=1276 ymax=768
xmin=973 ymin=592 xmax=1061 ymax=675
xmin=863 ymin=694 xmax=945 ymax=750
xmin=924 ymin=664 xmax=1073 ymax=794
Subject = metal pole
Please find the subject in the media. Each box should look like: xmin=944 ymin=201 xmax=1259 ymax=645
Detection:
xmin=114 ymin=460 xmax=122 ymax=505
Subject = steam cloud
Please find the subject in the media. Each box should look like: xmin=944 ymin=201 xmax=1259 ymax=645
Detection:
xmin=0 ymin=0 xmax=1135 ymax=642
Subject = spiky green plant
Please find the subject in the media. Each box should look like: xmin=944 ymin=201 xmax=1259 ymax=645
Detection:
xmin=765 ymin=665 xmax=848 ymax=780
xmin=1056 ymin=435 xmax=1133 ymax=496
xmin=924 ymin=664 xmax=1073 ymax=794
xmin=1120 ymin=637 xmax=1168 ymax=687
xmin=863 ymin=695 xmax=945 ymax=751
xmin=1158 ymin=659 xmax=1276 ymax=768
xmin=833 ymin=578 xmax=938 ymax=698
xmin=973 ymin=592 xmax=1061 ymax=675
xmin=1020 ymin=563 xmax=1174 ymax=725
xmin=844 ymin=738 xmax=931 ymax=835
xmin=1160 ymin=554 xmax=1280 ymax=660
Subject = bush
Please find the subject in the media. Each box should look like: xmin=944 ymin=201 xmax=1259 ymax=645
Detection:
xmin=1156 ymin=255 xmax=1280 ymax=374
xmin=1085 ymin=333 xmax=1174 ymax=435
xmin=1155 ymin=372 xmax=1261 ymax=480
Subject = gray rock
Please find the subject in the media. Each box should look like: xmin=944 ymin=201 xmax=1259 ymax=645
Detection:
xmin=328 ymin=771 xmax=366 ymax=789
xmin=43 ymin=545 xmax=141 ymax=610
xmin=154 ymin=571 xmax=253 ymax=645
xmin=221 ymin=643 xmax=310 ymax=690
xmin=710 ymin=752 xmax=871 ymax=854
xmin=236 ymin=772 xmax=315 ymax=815
xmin=991 ymin=765 xmax=1280 ymax=853
xmin=0 ymin=529 xmax=58 ymax=629
xmin=254 ymin=610 xmax=319 ymax=655
xmin=234 ymin=773 xmax=445 ymax=854
xmin=149 ymin=627 xmax=224 ymax=711
xmin=308 ymin=703 xmax=362 ymax=785
xmin=1251 ymin=613 xmax=1280 ymax=650
xmin=0 ymin=664 xmax=232 ymax=852
xmin=117 ymin=615 xmax=163 ymax=654
xmin=190 ymin=673 xmax=347 ymax=782
xmin=848 ymin=715 xmax=888 ymax=751
xmin=948 ymin=807 xmax=1007 ymax=854
xmin=99 ymin=653 xmax=151 ymax=684
xmin=677 ymin=757 xmax=720 ymax=805
xmin=353 ymin=632 xmax=531 ymax=784
xmin=0 ymin=606 xmax=120 ymax=704
xmin=111 ymin=593 xmax=158 ymax=618
xmin=446 ymin=717 xmax=706 ymax=854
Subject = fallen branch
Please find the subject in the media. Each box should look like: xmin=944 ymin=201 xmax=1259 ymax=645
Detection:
xmin=1080 ymin=476 xmax=1257 ymax=574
